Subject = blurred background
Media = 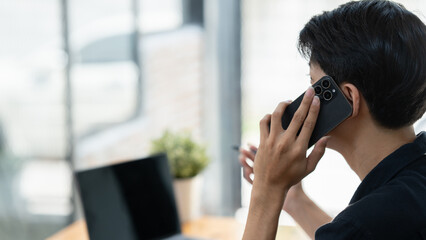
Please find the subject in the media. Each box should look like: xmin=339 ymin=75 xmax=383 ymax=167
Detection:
xmin=0 ymin=0 xmax=425 ymax=239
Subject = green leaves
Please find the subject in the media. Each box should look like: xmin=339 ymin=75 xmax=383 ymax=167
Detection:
xmin=150 ymin=130 xmax=210 ymax=179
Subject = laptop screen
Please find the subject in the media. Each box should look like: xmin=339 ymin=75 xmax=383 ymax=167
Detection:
xmin=76 ymin=154 xmax=181 ymax=240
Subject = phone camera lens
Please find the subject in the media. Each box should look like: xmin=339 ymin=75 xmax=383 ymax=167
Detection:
xmin=314 ymin=86 xmax=322 ymax=95
xmin=321 ymin=79 xmax=330 ymax=89
xmin=323 ymin=90 xmax=332 ymax=101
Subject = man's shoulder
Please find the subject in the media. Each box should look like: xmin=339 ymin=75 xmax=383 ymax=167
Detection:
xmin=347 ymin=181 xmax=426 ymax=225
xmin=398 ymin=152 xmax=426 ymax=180
xmin=316 ymin=191 xmax=426 ymax=239
xmin=348 ymin=153 xmax=426 ymax=222
xmin=316 ymin=156 xmax=426 ymax=239
xmin=315 ymin=215 xmax=373 ymax=240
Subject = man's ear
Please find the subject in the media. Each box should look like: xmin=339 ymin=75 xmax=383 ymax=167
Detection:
xmin=340 ymin=83 xmax=360 ymax=118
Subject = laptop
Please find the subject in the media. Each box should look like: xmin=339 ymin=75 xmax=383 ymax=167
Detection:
xmin=75 ymin=153 xmax=201 ymax=240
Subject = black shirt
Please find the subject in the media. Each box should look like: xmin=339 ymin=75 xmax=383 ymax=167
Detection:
xmin=315 ymin=131 xmax=426 ymax=240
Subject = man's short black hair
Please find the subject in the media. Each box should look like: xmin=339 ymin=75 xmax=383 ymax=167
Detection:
xmin=298 ymin=0 xmax=426 ymax=129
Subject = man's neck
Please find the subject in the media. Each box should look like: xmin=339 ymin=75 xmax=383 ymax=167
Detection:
xmin=337 ymin=124 xmax=416 ymax=180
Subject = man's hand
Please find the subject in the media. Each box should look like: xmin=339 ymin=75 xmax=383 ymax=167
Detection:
xmin=253 ymin=86 xmax=328 ymax=194
xmin=239 ymin=144 xmax=305 ymax=210
xmin=242 ymin=86 xmax=329 ymax=240
xmin=239 ymin=144 xmax=257 ymax=184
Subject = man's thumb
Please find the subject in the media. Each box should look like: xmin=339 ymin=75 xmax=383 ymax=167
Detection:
xmin=306 ymin=136 xmax=330 ymax=174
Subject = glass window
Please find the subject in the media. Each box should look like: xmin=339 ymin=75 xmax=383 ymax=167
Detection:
xmin=139 ymin=0 xmax=183 ymax=32
xmin=68 ymin=0 xmax=184 ymax=138
xmin=69 ymin=0 xmax=138 ymax=137
xmin=0 ymin=0 xmax=188 ymax=238
xmin=0 ymin=0 xmax=71 ymax=239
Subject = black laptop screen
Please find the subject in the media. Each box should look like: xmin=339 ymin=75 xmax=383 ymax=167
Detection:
xmin=76 ymin=154 xmax=181 ymax=240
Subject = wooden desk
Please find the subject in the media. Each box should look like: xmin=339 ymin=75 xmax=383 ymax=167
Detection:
xmin=47 ymin=216 xmax=309 ymax=240
xmin=47 ymin=216 xmax=244 ymax=240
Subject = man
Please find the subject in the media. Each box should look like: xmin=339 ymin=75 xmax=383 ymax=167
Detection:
xmin=239 ymin=0 xmax=426 ymax=239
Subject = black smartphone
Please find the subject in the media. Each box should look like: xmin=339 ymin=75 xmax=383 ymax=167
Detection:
xmin=280 ymin=75 xmax=352 ymax=148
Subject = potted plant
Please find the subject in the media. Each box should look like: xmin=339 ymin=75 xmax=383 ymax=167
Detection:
xmin=150 ymin=130 xmax=210 ymax=222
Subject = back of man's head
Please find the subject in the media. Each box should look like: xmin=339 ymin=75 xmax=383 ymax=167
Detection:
xmin=298 ymin=0 xmax=426 ymax=129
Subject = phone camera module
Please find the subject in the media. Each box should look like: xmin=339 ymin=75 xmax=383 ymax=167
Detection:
xmin=314 ymin=86 xmax=322 ymax=95
xmin=321 ymin=79 xmax=331 ymax=89
xmin=323 ymin=90 xmax=332 ymax=101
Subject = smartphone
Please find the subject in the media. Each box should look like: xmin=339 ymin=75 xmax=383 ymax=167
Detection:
xmin=280 ymin=75 xmax=352 ymax=148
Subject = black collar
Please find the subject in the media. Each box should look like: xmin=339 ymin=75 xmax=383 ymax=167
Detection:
xmin=349 ymin=131 xmax=426 ymax=204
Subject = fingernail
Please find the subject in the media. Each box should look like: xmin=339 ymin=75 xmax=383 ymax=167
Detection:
xmin=306 ymin=86 xmax=314 ymax=97
xmin=313 ymin=96 xmax=320 ymax=105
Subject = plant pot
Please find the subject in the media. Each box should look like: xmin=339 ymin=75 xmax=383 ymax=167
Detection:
xmin=173 ymin=175 xmax=202 ymax=223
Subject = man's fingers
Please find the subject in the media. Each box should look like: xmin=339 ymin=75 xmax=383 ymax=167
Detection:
xmin=306 ymin=136 xmax=329 ymax=174
xmin=298 ymin=96 xmax=320 ymax=145
xmin=239 ymin=154 xmax=252 ymax=168
xmin=270 ymin=101 xmax=291 ymax=135
xmin=249 ymin=144 xmax=257 ymax=155
xmin=287 ymin=87 xmax=315 ymax=137
xmin=260 ymin=114 xmax=272 ymax=142
xmin=239 ymin=147 xmax=255 ymax=185
xmin=240 ymin=154 xmax=254 ymax=184
xmin=248 ymin=144 xmax=258 ymax=153
xmin=243 ymin=167 xmax=254 ymax=184
xmin=240 ymin=148 xmax=255 ymax=161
